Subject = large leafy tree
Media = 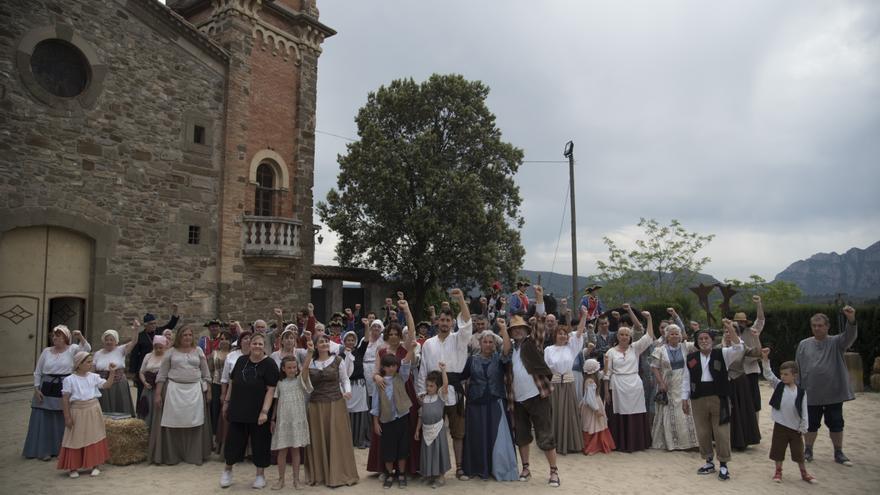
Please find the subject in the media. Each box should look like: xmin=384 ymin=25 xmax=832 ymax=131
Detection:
xmin=317 ymin=74 xmax=525 ymax=318
xmin=596 ymin=218 xmax=715 ymax=304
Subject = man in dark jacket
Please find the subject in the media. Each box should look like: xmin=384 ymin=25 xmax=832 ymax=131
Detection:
xmin=129 ymin=303 xmax=179 ymax=403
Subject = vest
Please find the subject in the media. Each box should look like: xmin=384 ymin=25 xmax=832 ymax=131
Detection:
xmin=378 ymin=374 xmax=412 ymax=423
xmin=768 ymin=382 xmax=805 ymax=417
xmin=686 ymin=349 xmax=730 ymax=399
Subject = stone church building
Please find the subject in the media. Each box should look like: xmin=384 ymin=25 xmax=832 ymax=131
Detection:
xmin=0 ymin=0 xmax=335 ymax=384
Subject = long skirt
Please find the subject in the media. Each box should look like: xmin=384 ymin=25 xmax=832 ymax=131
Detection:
xmin=57 ymin=399 xmax=110 ymax=470
xmin=306 ymin=399 xmax=359 ymax=487
xmin=462 ymin=398 xmax=518 ymax=481
xmin=651 ymin=370 xmax=698 ymax=451
xmin=550 ymin=382 xmax=584 ymax=454
xmin=97 ymin=377 xmax=134 ymax=417
xmin=582 ymin=429 xmax=616 ymax=455
xmin=22 ymin=385 xmax=65 ymax=459
xmin=148 ymin=383 xmax=212 ymax=465
xmin=609 ymin=412 xmax=651 ymax=453
xmin=730 ymin=375 xmax=761 ymax=449
xmin=350 ymin=411 xmax=371 ymax=449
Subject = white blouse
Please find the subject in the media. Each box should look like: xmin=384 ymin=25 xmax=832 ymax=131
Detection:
xmin=33 ymin=343 xmax=91 ymax=387
xmin=310 ymin=356 xmax=352 ymax=394
xmin=543 ymin=332 xmax=585 ymax=375
xmin=62 ymin=372 xmax=106 ymax=402
xmin=93 ymin=346 xmax=126 ymax=371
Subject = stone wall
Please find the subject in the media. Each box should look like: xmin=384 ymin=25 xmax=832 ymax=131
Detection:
xmin=0 ymin=0 xmax=227 ymax=343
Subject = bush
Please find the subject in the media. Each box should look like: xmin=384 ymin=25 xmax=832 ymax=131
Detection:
xmin=638 ymin=303 xmax=879 ymax=386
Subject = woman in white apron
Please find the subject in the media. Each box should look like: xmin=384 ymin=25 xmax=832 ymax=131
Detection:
xmin=149 ymin=325 xmax=212 ymax=465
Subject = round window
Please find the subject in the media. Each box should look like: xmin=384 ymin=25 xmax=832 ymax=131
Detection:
xmin=29 ymin=39 xmax=90 ymax=98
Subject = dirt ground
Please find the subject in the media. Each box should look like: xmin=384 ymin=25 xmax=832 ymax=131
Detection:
xmin=0 ymin=382 xmax=878 ymax=494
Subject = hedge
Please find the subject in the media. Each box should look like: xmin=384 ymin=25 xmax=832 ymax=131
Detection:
xmin=640 ymin=303 xmax=880 ymax=386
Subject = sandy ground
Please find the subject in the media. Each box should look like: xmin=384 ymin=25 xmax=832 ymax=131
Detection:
xmin=0 ymin=382 xmax=878 ymax=495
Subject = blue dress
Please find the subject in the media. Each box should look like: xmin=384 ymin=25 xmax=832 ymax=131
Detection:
xmin=461 ymin=352 xmax=519 ymax=481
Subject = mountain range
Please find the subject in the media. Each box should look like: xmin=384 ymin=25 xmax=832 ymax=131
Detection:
xmin=773 ymin=241 xmax=880 ymax=298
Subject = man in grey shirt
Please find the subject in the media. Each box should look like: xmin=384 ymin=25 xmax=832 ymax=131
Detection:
xmin=795 ymin=305 xmax=857 ymax=466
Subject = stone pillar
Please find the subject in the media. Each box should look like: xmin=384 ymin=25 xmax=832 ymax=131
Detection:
xmin=323 ymin=279 xmax=343 ymax=323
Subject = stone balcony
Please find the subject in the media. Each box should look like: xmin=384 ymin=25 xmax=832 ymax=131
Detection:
xmin=241 ymin=215 xmax=302 ymax=259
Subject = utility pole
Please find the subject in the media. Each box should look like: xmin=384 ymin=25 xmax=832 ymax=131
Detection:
xmin=564 ymin=141 xmax=578 ymax=307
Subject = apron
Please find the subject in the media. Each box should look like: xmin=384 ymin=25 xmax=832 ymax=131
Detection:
xmin=161 ymin=380 xmax=204 ymax=428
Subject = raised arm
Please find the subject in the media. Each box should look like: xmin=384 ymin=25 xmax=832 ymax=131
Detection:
xmin=101 ymin=363 xmax=118 ymax=390
xmin=439 ymin=361 xmax=449 ymax=399
xmin=123 ymin=320 xmax=139 ymax=354
xmin=838 ymin=306 xmax=858 ymax=350
xmin=452 ymin=288 xmax=471 ymax=324
xmin=497 ymin=318 xmax=512 ymax=356
xmin=751 ymin=295 xmax=765 ymax=335
xmin=720 ymin=319 xmax=744 ymax=367
xmin=399 ymin=299 xmax=416 ymax=339
xmin=623 ymin=303 xmax=642 ymax=330
xmin=760 ymin=347 xmax=780 ymax=388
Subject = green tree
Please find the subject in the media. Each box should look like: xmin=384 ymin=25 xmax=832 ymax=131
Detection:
xmin=723 ymin=275 xmax=804 ymax=307
xmin=596 ymin=218 xmax=715 ymax=305
xmin=317 ymin=74 xmax=525 ymax=319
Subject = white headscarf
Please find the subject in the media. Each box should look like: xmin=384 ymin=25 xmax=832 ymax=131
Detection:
xmin=102 ymin=329 xmax=119 ymax=344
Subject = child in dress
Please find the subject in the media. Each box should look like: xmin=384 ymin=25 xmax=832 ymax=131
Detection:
xmin=270 ymin=339 xmax=313 ymax=490
xmin=761 ymin=348 xmax=817 ymax=484
xmin=580 ymin=358 xmax=616 ymax=455
xmin=415 ymin=363 xmax=452 ymax=488
xmin=371 ymin=332 xmax=416 ymax=489
xmin=58 ymin=352 xmax=117 ymax=477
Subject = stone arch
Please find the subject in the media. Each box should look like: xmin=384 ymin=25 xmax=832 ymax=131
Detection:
xmin=248 ymin=149 xmax=290 ymax=192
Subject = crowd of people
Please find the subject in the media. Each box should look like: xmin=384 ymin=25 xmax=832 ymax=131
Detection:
xmin=23 ymin=284 xmax=860 ymax=489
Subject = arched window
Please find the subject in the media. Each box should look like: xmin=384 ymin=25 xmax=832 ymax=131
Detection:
xmin=254 ymin=163 xmax=275 ymax=216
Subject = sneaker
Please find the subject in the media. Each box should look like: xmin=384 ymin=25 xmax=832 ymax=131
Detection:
xmin=69 ymin=471 xmax=79 ymax=479
xmin=398 ymin=475 xmax=407 ymax=489
xmin=801 ymin=471 xmax=818 ymax=484
xmin=252 ymin=474 xmax=267 ymax=489
xmin=772 ymin=467 xmax=782 ymax=483
xmin=697 ymin=462 xmax=715 ymax=475
xmin=383 ymin=474 xmax=395 ymax=489
xmin=220 ymin=470 xmax=233 ymax=488
xmin=834 ymin=451 xmax=853 ymax=467
xmin=90 ymin=468 xmax=101 ymax=477
xmin=804 ymin=446 xmax=813 ymax=462
xmin=431 ymin=476 xmax=446 ymax=489
xmin=718 ymin=466 xmax=730 ymax=481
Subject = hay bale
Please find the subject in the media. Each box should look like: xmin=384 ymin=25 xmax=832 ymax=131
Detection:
xmin=104 ymin=417 xmax=148 ymax=466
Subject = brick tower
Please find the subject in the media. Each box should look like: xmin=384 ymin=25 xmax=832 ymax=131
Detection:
xmin=171 ymin=0 xmax=335 ymax=322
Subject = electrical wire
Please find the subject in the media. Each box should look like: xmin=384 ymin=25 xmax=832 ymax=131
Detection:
xmin=546 ymin=180 xmax=570 ymax=291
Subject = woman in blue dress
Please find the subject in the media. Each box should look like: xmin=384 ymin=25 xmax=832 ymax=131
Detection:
xmin=461 ymin=319 xmax=519 ymax=481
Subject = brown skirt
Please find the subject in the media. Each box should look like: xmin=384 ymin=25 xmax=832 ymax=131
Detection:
xmin=147 ymin=384 xmax=212 ymax=465
xmin=306 ymin=399 xmax=359 ymax=487
xmin=550 ymin=382 xmax=584 ymax=454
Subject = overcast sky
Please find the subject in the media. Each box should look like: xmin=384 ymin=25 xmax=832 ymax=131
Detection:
xmin=309 ymin=0 xmax=880 ymax=282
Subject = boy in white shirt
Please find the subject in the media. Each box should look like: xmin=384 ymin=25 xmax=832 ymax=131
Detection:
xmin=761 ymin=348 xmax=817 ymax=484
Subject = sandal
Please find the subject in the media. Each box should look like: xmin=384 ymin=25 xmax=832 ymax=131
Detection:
xmin=548 ymin=466 xmax=560 ymax=488
xmin=518 ymin=463 xmax=531 ymax=482
xmin=456 ymin=467 xmax=470 ymax=481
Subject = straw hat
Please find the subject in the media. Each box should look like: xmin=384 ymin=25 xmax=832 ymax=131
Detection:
xmin=508 ymin=314 xmax=530 ymax=331
xmin=733 ymin=312 xmax=751 ymax=325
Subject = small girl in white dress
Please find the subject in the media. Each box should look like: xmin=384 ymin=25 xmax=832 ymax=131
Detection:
xmin=270 ymin=347 xmax=313 ymax=490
